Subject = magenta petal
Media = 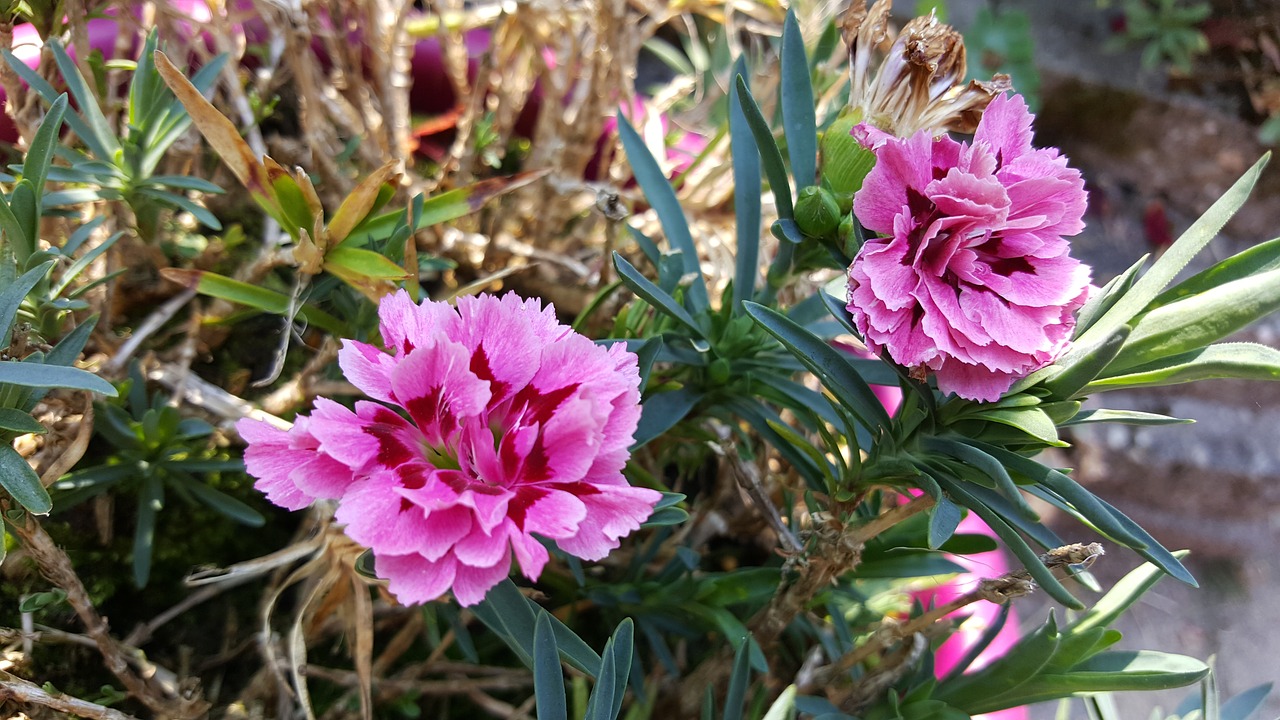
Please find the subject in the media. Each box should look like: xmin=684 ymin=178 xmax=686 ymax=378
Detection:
xmin=238 ymin=418 xmax=317 ymax=511
xmin=450 ymin=546 xmax=513 ymax=606
xmin=389 ymin=338 xmax=490 ymax=447
xmin=555 ymin=484 xmax=661 ymax=561
xmin=337 ymin=339 xmax=396 ymax=403
xmin=378 ymin=551 xmax=458 ymax=605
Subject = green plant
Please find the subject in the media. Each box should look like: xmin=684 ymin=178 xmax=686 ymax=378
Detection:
xmin=1 ymin=31 xmax=228 ymax=240
xmin=1107 ymin=0 xmax=1211 ymax=75
xmin=52 ymin=366 xmax=263 ymax=586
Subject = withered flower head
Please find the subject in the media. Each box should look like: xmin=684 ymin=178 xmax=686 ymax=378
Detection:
xmin=840 ymin=0 xmax=1012 ymax=137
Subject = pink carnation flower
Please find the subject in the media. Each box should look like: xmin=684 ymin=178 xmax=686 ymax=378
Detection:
xmin=238 ymin=291 xmax=662 ymax=606
xmin=846 ymin=93 xmax=1091 ymax=402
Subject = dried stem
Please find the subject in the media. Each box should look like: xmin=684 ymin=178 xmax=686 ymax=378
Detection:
xmin=0 ymin=670 xmax=140 ymax=720
xmin=719 ymin=439 xmax=804 ymax=555
xmin=2 ymin=506 xmax=208 ymax=718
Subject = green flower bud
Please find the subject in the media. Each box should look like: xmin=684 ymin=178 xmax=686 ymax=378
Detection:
xmin=820 ymin=112 xmax=876 ymax=197
xmin=708 ymin=357 xmax=731 ymax=385
xmin=795 ymin=186 xmax=842 ymax=238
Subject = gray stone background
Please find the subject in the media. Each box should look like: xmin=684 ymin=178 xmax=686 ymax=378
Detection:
xmin=940 ymin=0 xmax=1280 ymax=717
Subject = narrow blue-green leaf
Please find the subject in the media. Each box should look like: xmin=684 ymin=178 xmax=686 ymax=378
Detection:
xmin=0 ymin=261 xmax=54 ymax=344
xmin=818 ymin=288 xmax=858 ymax=336
xmin=47 ymin=40 xmax=121 ymax=161
xmin=44 ymin=316 xmax=98 ymax=369
xmin=633 ymin=387 xmax=702 ymax=449
xmin=134 ymin=187 xmax=223 ymax=230
xmin=0 ymin=49 xmax=110 ymax=163
xmin=1062 ymin=409 xmax=1192 ymax=426
xmin=1114 ymin=264 xmax=1280 ymax=370
xmin=584 ymin=638 xmax=616 ymax=720
xmin=926 ymin=437 xmax=1038 ymax=521
xmin=936 ymin=613 xmax=1062 ymax=708
xmin=743 ymin=302 xmax=890 ymax=431
xmin=927 ymin=493 xmax=963 ymax=549
xmin=1095 ymin=496 xmax=1196 ymax=586
xmin=10 ymin=181 xmax=38 ymax=252
xmin=0 ymin=443 xmax=51 ymax=514
xmin=176 ymin=477 xmax=265 ymax=526
xmin=940 ymin=480 xmax=1082 ymax=608
xmin=1221 ymin=682 xmax=1272 ymax=720
xmin=0 ymin=408 xmax=45 ymax=434
xmin=1089 ymin=342 xmax=1280 ymax=391
xmin=133 ymin=476 xmax=164 ymax=586
xmin=0 ymin=192 xmax=31 ymax=261
xmin=613 ymin=253 xmax=705 ymax=336
xmin=63 ymin=216 xmax=108 ymax=256
xmin=633 ymin=336 xmax=662 ymax=393
xmin=723 ymin=639 xmax=752 ymax=720
xmin=142 ymin=175 xmax=224 ymax=193
xmin=974 ymin=441 xmax=1148 ymax=549
xmin=729 ymin=56 xmax=761 ymax=311
xmin=533 ymin=614 xmax=568 ymax=720
xmin=24 ymin=93 xmax=69 ymax=197
xmin=0 ymin=362 xmax=117 ymax=396
xmin=605 ymin=619 xmax=634 ymax=719
xmin=616 ymin=115 xmax=709 ymax=310
xmin=1151 ymin=235 xmax=1280 ymax=310
xmin=1040 ymin=326 xmax=1130 ymax=399
xmin=54 ymin=232 xmax=123 ymax=297
xmin=1068 ymin=154 xmax=1269 ymax=358
xmin=733 ymin=76 xmax=793 ymax=219
xmin=780 ymin=9 xmax=817 ymax=187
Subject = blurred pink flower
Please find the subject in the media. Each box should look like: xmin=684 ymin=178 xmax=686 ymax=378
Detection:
xmin=846 ymin=93 xmax=1092 ymax=402
xmin=913 ymin=510 xmax=1028 ymax=720
xmin=239 ymin=291 xmax=661 ymax=606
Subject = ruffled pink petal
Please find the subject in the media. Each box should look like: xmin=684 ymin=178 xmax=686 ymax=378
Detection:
xmin=451 ymin=545 xmax=514 ymax=606
xmin=378 ymin=551 xmax=458 ymax=605
xmin=389 ymin=338 xmax=490 ymax=447
xmin=554 ymin=483 xmax=661 ymax=561
xmin=337 ymin=339 xmax=397 ymax=403
xmin=237 ymin=418 xmax=316 ymax=510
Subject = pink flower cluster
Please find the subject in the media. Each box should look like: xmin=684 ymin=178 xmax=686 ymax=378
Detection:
xmin=238 ymin=291 xmax=661 ymax=606
xmin=847 ymin=93 xmax=1092 ymax=402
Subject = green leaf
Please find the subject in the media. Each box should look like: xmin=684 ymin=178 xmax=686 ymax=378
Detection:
xmin=616 ymin=115 xmax=709 ymax=311
xmin=1111 ymin=267 xmax=1280 ymax=372
xmin=1 ymin=48 xmax=115 ymax=164
xmin=351 ymin=170 xmax=547 ymax=244
xmin=133 ymin=476 xmax=164 ymax=587
xmin=1095 ymin=495 xmax=1197 ymax=587
xmin=729 ymin=56 xmax=761 ymax=311
xmin=53 ymin=232 xmax=123 ymax=297
xmin=1150 ymin=235 xmax=1280 ymax=310
xmin=471 ymin=579 xmax=601 ymax=677
xmin=1066 ymin=154 xmax=1269 ymax=361
xmin=141 ymin=175 xmax=224 ymax=193
xmin=968 ymin=651 xmax=1208 ymax=713
xmin=158 ymin=268 xmax=346 ymax=335
xmin=47 ymin=40 xmax=122 ymax=162
xmin=23 ymin=93 xmax=69 ymax=199
xmin=1041 ymin=326 xmax=1131 ymax=399
xmin=1062 ymin=409 xmax=1192 ymax=426
xmin=723 ymin=638 xmax=752 ymax=720
xmin=533 ymin=614 xmax=568 ymax=720
xmin=1088 ymin=342 xmax=1280 ymax=392
xmin=742 ymin=302 xmax=891 ymax=433
xmin=780 ymin=9 xmax=817 ymax=188
xmin=1221 ymin=683 xmax=1273 ymax=720
xmin=174 ymin=477 xmax=265 ymax=527
xmin=937 ymin=613 xmax=1063 ymax=709
xmin=733 ymin=76 xmax=793 ymax=219
xmin=633 ymin=387 xmax=703 ymax=449
xmin=0 ymin=408 xmax=45 ymax=435
xmin=927 ymin=494 xmax=963 ymax=549
xmin=940 ymin=480 xmax=1082 ymax=607
xmin=10 ymin=181 xmax=38 ymax=260
xmin=969 ymin=405 xmax=1065 ymax=447
xmin=0 ymin=443 xmax=51 ymax=514
xmin=0 ymin=261 xmax=55 ymax=345
xmin=925 ymin=437 xmax=1038 ymax=521
xmin=974 ymin=442 xmax=1150 ymax=551
xmin=133 ymin=187 xmax=222 ymax=230
xmin=612 ymin=253 xmax=705 ymax=336
xmin=323 ymin=244 xmax=412 ymax=280
xmin=761 ymin=686 xmax=798 ymax=720
xmin=0 ymin=362 xmax=118 ymax=396
xmin=0 ymin=192 xmax=31 ymax=262
xmin=18 ymin=588 xmax=67 ymax=613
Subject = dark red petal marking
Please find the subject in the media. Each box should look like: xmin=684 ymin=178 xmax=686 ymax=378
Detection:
xmin=470 ymin=345 xmax=512 ymax=406
xmin=363 ymin=405 xmax=418 ymax=468
xmin=508 ymin=486 xmax=549 ymax=530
